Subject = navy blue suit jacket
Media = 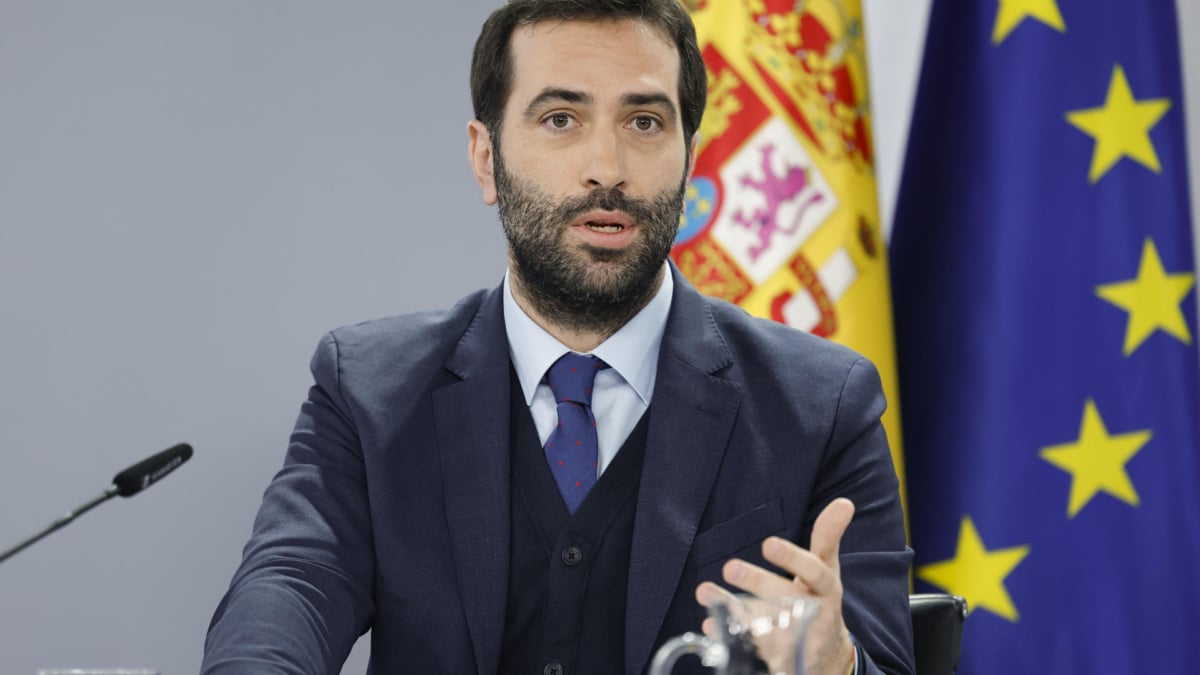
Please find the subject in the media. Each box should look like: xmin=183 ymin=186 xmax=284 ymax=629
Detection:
xmin=202 ymin=267 xmax=914 ymax=674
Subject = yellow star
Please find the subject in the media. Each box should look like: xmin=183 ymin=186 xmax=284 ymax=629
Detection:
xmin=1096 ymin=238 xmax=1195 ymax=356
xmin=1065 ymin=65 xmax=1172 ymax=183
xmin=917 ymin=516 xmax=1029 ymax=622
xmin=1040 ymin=399 xmax=1152 ymax=518
xmin=992 ymin=0 xmax=1065 ymax=45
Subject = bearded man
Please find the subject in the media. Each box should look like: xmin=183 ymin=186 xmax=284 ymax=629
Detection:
xmin=201 ymin=2 xmax=914 ymax=674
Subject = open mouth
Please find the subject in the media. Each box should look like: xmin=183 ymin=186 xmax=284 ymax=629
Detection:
xmin=571 ymin=210 xmax=637 ymax=248
xmin=585 ymin=221 xmax=625 ymax=233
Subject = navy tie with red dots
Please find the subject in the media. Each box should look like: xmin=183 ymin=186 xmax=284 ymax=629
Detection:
xmin=544 ymin=353 xmax=606 ymax=513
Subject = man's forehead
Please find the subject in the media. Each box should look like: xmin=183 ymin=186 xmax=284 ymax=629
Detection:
xmin=512 ymin=16 xmax=673 ymax=46
xmin=506 ymin=18 xmax=680 ymax=98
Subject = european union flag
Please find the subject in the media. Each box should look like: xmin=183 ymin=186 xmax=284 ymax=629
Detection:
xmin=890 ymin=0 xmax=1200 ymax=672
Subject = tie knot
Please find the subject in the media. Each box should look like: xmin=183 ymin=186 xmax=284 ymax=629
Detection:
xmin=546 ymin=353 xmax=605 ymax=406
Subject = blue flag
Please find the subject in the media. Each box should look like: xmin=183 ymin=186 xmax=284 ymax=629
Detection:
xmin=890 ymin=0 xmax=1200 ymax=672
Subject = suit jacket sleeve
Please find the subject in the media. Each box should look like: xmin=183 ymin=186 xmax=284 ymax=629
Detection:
xmin=201 ymin=332 xmax=374 ymax=674
xmin=817 ymin=356 xmax=914 ymax=675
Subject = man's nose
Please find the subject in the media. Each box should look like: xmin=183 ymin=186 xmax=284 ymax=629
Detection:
xmin=580 ymin=128 xmax=628 ymax=191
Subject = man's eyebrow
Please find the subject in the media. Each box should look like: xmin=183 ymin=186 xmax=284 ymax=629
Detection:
xmin=523 ymin=88 xmax=593 ymax=118
xmin=521 ymin=89 xmax=679 ymax=122
xmin=622 ymin=92 xmax=678 ymax=121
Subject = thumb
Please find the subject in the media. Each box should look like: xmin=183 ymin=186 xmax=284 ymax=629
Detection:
xmin=810 ymin=498 xmax=855 ymax=567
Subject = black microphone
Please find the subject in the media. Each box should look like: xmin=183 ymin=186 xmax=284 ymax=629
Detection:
xmin=0 ymin=443 xmax=193 ymax=565
xmin=112 ymin=443 xmax=194 ymax=497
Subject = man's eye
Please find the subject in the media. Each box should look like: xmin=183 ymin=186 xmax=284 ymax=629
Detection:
xmin=549 ymin=114 xmax=572 ymax=129
xmin=633 ymin=116 xmax=659 ymax=132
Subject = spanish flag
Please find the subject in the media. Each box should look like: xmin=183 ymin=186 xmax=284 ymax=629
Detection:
xmin=674 ymin=0 xmax=905 ymax=495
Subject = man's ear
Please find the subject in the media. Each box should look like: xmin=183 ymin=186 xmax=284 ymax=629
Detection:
xmin=467 ymin=119 xmax=498 ymax=206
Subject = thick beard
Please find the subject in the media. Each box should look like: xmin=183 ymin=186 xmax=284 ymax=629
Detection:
xmin=494 ymin=145 xmax=686 ymax=338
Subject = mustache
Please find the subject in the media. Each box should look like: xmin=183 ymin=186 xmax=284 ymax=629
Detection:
xmin=550 ymin=187 xmax=667 ymax=226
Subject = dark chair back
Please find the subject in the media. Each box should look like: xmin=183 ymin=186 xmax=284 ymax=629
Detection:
xmin=910 ymin=593 xmax=967 ymax=675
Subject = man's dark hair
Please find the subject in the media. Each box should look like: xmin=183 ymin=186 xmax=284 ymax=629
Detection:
xmin=470 ymin=0 xmax=707 ymax=143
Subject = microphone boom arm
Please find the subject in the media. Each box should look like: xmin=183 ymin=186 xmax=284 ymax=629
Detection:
xmin=0 ymin=485 xmax=119 ymax=565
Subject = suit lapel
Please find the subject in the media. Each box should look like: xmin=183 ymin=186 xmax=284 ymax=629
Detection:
xmin=433 ymin=286 xmax=511 ymax=675
xmin=625 ymin=268 xmax=743 ymax=675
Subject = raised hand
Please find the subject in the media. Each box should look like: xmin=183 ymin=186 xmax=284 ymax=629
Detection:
xmin=695 ymin=498 xmax=857 ymax=675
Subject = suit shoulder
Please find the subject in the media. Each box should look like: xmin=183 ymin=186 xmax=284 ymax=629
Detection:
xmin=315 ymin=288 xmax=492 ymax=371
xmin=705 ymin=295 xmax=872 ymax=377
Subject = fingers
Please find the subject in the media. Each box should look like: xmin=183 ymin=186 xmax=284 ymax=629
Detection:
xmin=723 ymin=545 xmax=835 ymax=597
xmin=695 ymin=582 xmax=732 ymax=638
xmin=810 ymin=498 xmax=855 ymax=567
xmin=761 ymin=537 xmax=836 ymax=596
xmin=710 ymin=498 xmax=856 ymax=599
xmin=695 ymin=580 xmax=733 ymax=608
xmin=695 ymin=498 xmax=856 ymax=602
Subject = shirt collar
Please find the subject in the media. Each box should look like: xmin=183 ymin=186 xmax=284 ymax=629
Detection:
xmin=503 ymin=264 xmax=673 ymax=406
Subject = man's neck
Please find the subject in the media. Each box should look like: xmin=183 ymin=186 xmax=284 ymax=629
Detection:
xmin=508 ymin=267 xmax=665 ymax=353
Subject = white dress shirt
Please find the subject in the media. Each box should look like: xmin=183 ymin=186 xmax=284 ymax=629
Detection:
xmin=503 ymin=265 xmax=673 ymax=476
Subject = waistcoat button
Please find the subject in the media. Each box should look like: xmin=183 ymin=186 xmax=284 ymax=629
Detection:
xmin=561 ymin=544 xmax=583 ymax=566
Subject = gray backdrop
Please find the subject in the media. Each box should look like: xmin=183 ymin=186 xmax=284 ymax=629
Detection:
xmin=1 ymin=2 xmax=1196 ymax=673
